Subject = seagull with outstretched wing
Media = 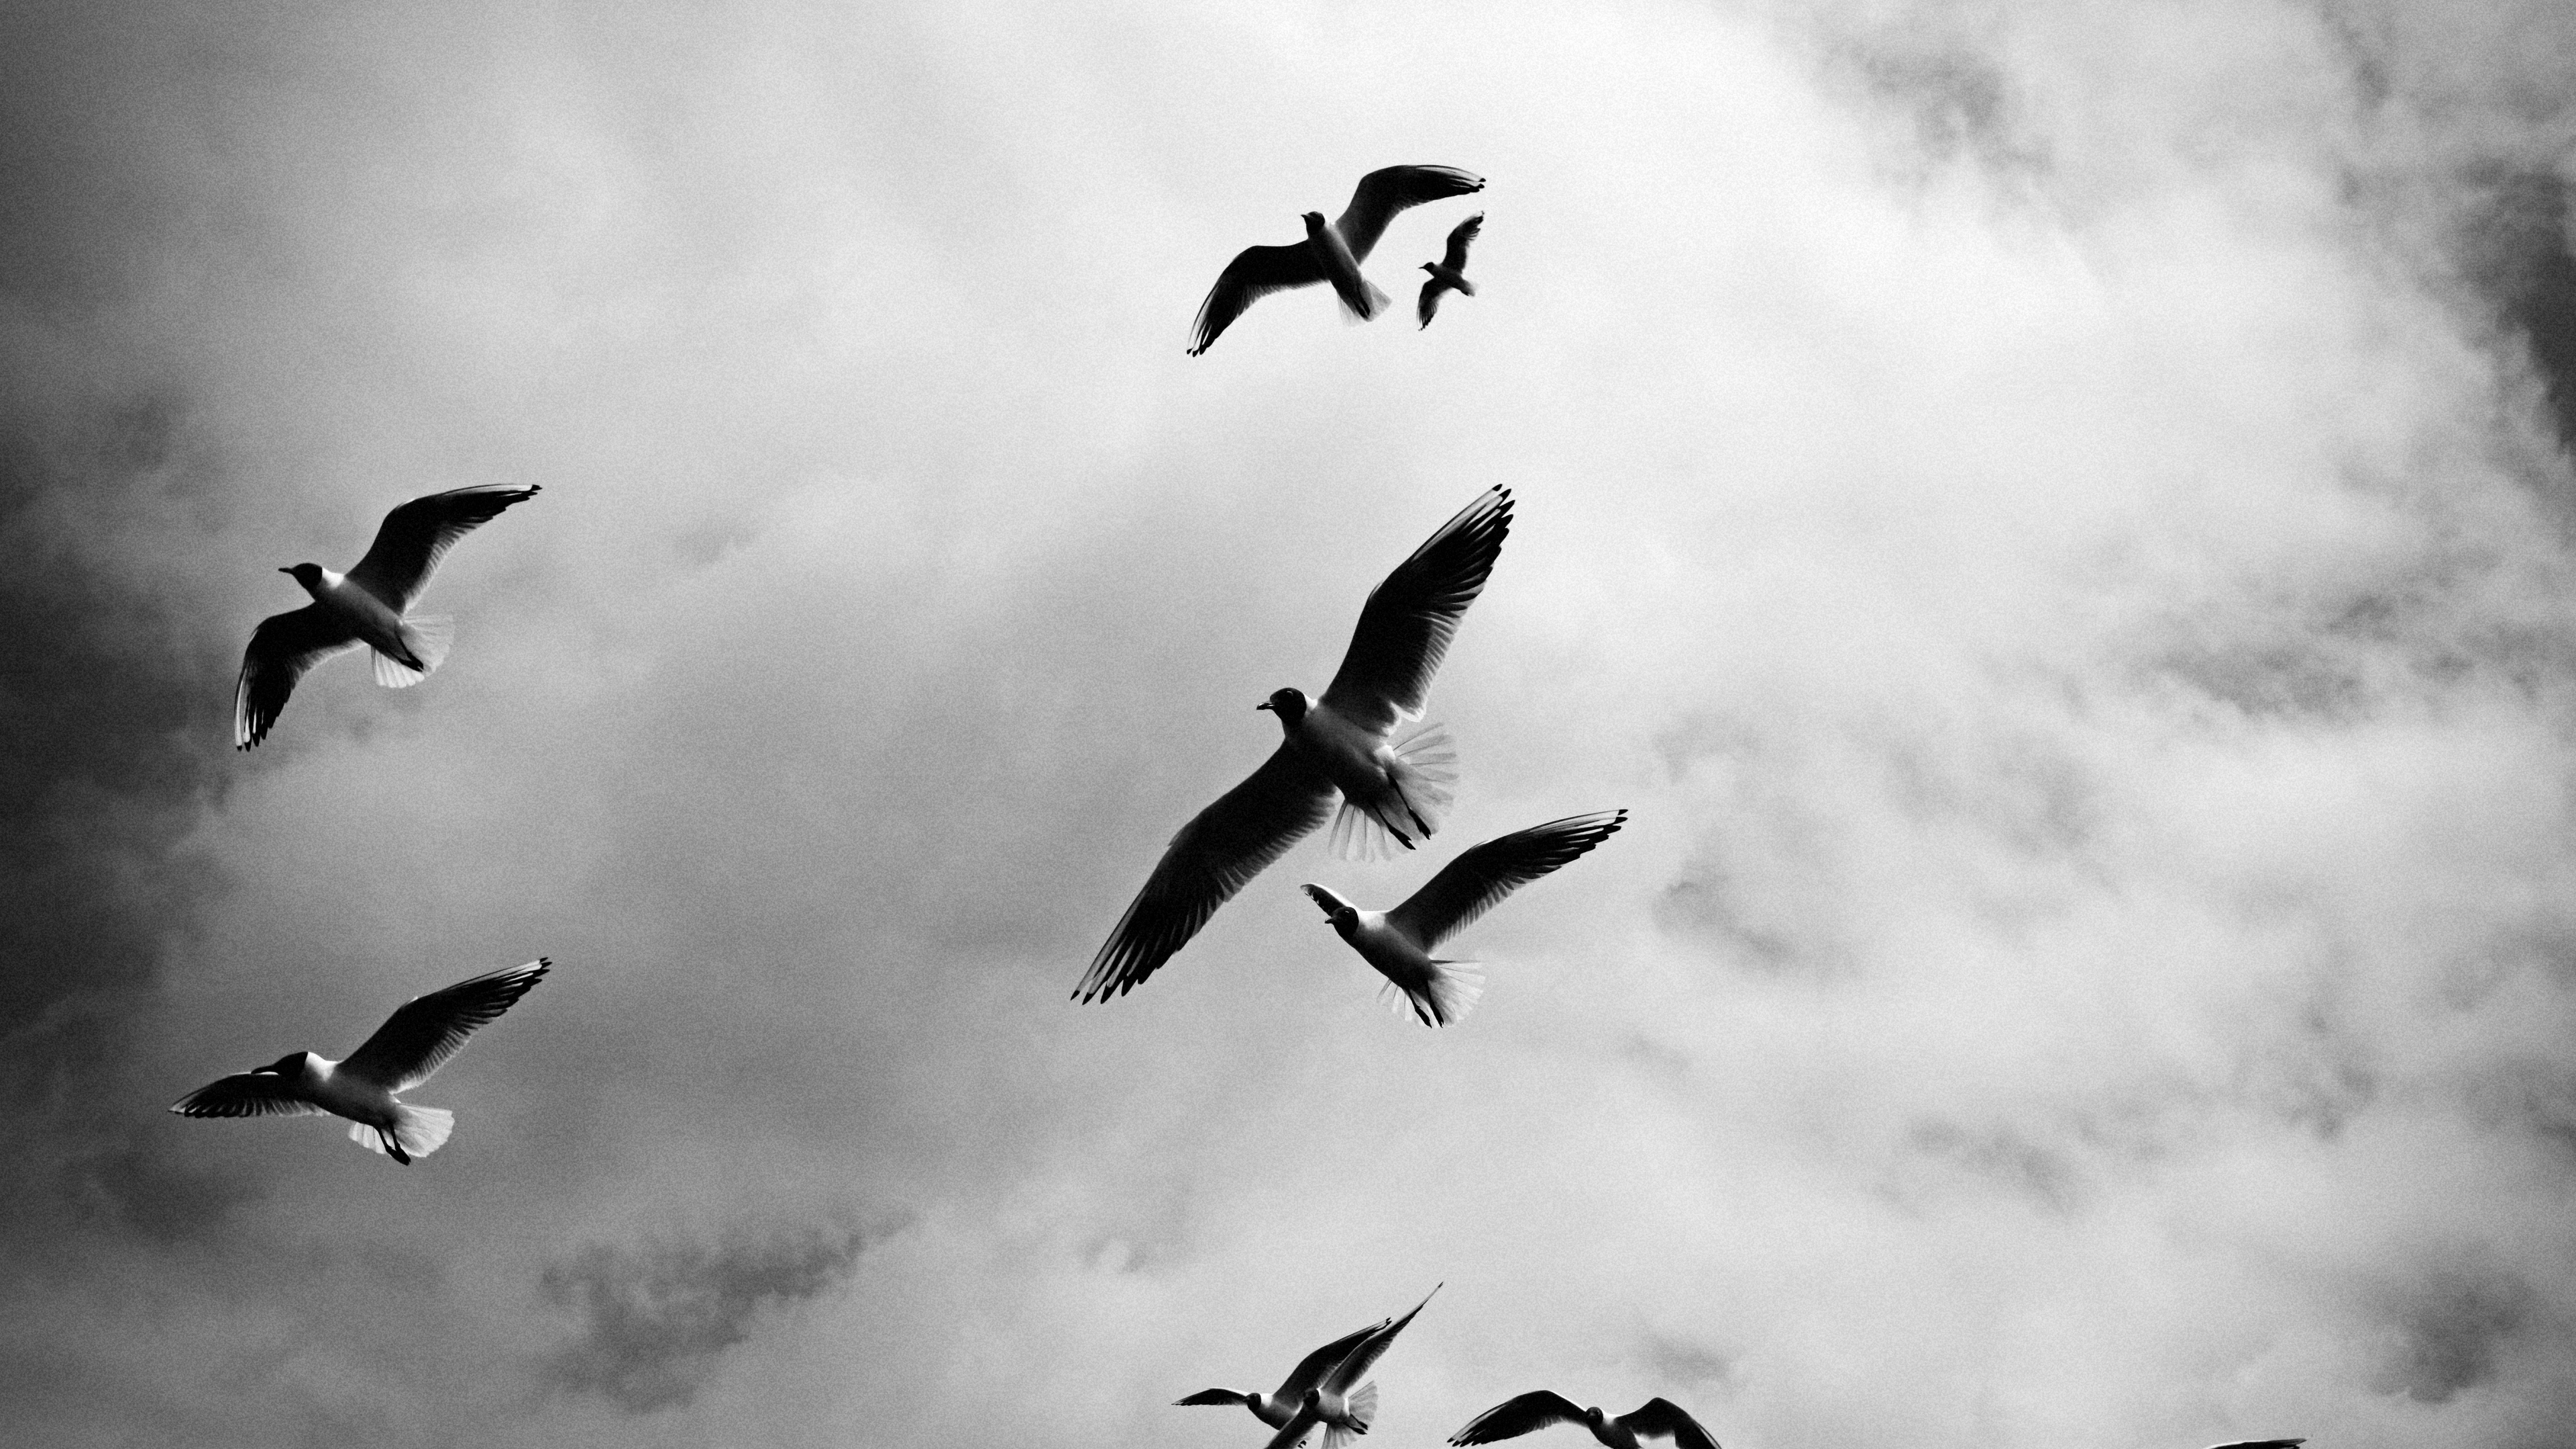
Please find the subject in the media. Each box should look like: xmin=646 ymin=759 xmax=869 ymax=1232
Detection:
xmin=1417 ymin=213 xmax=1483 ymax=329
xmin=170 ymin=959 xmax=551 ymax=1163
xmin=1188 ymin=1287 xmax=1438 ymax=1449
xmin=1189 ymin=166 xmax=1485 ymax=354
xmin=235 ymin=482 xmax=539 ymax=749
xmin=1450 ymin=1394 xmax=1720 ymax=1449
xmin=1075 ymin=487 xmax=1512 ymax=1003
xmin=1305 ymin=810 xmax=1625 ymax=1026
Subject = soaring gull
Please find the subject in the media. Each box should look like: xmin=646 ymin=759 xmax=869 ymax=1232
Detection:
xmin=1074 ymin=486 xmax=1512 ymax=1003
xmin=1304 ymin=810 xmax=1625 ymax=1026
xmin=1189 ymin=166 xmax=1485 ymax=355
xmin=170 ymin=958 xmax=551 ymax=1164
xmin=1181 ymin=1287 xmax=1439 ymax=1449
xmin=1449 ymin=1394 xmax=1721 ymax=1449
xmin=1416 ymin=213 xmax=1483 ymax=329
xmin=234 ymin=482 xmax=540 ymax=749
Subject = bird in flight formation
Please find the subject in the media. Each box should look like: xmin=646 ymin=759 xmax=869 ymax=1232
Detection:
xmin=1179 ymin=1287 xmax=1439 ymax=1449
xmin=1190 ymin=165 xmax=1486 ymax=354
xmin=1417 ymin=213 xmax=1483 ymax=329
xmin=234 ymin=482 xmax=540 ymax=749
xmin=170 ymin=958 xmax=551 ymax=1163
xmin=1073 ymin=484 xmax=1512 ymax=1003
xmin=1305 ymin=810 xmax=1627 ymax=1026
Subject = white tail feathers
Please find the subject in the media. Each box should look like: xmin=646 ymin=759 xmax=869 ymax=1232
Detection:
xmin=1321 ymin=1381 xmax=1378 ymax=1449
xmin=1380 ymin=961 xmax=1485 ymax=1028
xmin=1339 ymin=278 xmax=1394 ymax=322
xmin=347 ymin=1104 xmax=455 ymax=1162
xmin=372 ymin=614 xmax=453 ymax=688
xmin=1331 ymin=722 xmax=1458 ymax=862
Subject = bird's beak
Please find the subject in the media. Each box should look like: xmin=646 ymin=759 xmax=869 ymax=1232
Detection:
xmin=1254 ymin=702 xmax=1272 ymax=712
xmin=277 ymin=567 xmax=292 ymax=575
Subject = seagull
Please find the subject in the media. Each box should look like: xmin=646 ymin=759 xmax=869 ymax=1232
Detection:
xmin=1074 ymin=486 xmax=1511 ymax=1003
xmin=2202 ymin=1442 xmax=2303 ymax=1448
xmin=234 ymin=482 xmax=540 ymax=749
xmin=1181 ymin=1287 xmax=1439 ymax=1449
xmin=1449 ymin=1395 xmax=1721 ymax=1449
xmin=1189 ymin=166 xmax=1485 ymax=355
xmin=170 ymin=958 xmax=550 ymax=1164
xmin=1304 ymin=810 xmax=1625 ymax=1026
xmin=1416 ymin=213 xmax=1483 ymax=329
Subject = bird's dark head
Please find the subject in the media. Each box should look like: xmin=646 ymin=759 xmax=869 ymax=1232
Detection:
xmin=256 ymin=1051 xmax=309 ymax=1076
xmin=1302 ymin=884 xmax=1359 ymax=932
xmin=1256 ymin=687 xmax=1309 ymax=730
xmin=1420 ymin=262 xmax=1438 ymax=274
xmin=280 ymin=563 xmax=325 ymax=591
xmin=1300 ymin=1388 xmax=1324 ymax=1411
xmin=1301 ymin=211 xmax=1328 ymax=237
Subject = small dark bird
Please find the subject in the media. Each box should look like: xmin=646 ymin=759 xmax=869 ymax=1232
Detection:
xmin=1189 ymin=166 xmax=1485 ymax=354
xmin=1305 ymin=810 xmax=1625 ymax=1026
xmin=235 ymin=482 xmax=540 ymax=749
xmin=1179 ymin=1287 xmax=1438 ymax=1449
xmin=1074 ymin=486 xmax=1513 ymax=1002
xmin=1450 ymin=1393 xmax=1721 ymax=1449
xmin=1417 ymin=213 xmax=1483 ymax=329
xmin=170 ymin=959 xmax=551 ymax=1163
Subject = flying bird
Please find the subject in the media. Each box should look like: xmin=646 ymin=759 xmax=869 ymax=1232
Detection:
xmin=170 ymin=958 xmax=551 ymax=1164
xmin=1074 ymin=486 xmax=1512 ymax=1003
xmin=1189 ymin=165 xmax=1485 ymax=355
xmin=1181 ymin=1287 xmax=1439 ymax=1449
xmin=1416 ymin=213 xmax=1483 ymax=329
xmin=234 ymin=482 xmax=540 ymax=749
xmin=1304 ymin=810 xmax=1625 ymax=1026
xmin=1449 ymin=1394 xmax=1721 ymax=1449
xmin=2202 ymin=1442 xmax=2303 ymax=1448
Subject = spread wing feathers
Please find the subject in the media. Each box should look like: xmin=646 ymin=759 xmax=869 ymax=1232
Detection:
xmin=1334 ymin=165 xmax=1486 ymax=264
xmin=1450 ymin=1391 xmax=1589 ymax=1445
xmin=235 ymin=604 xmax=362 ymax=749
xmin=1388 ymin=811 xmax=1627 ymax=949
xmin=345 ymin=483 xmax=540 ymax=611
xmin=1619 ymin=1399 xmax=1723 ymax=1449
xmin=1190 ymin=243 xmax=1329 ymax=355
xmin=168 ymin=1073 xmax=329 ymax=1119
xmin=1173 ymin=1389 xmax=1259 ymax=1409
xmin=341 ymin=957 xmax=551 ymax=1091
xmin=1281 ymin=1319 xmax=1391 ymax=1401
xmin=1323 ymin=1285 xmax=1438 ymax=1391
xmin=1440 ymin=212 xmax=1484 ymax=272
xmin=1417 ymin=276 xmax=1453 ymax=331
xmin=1075 ymin=746 xmax=1338 ymax=1002
xmin=1319 ymin=486 xmax=1513 ymax=733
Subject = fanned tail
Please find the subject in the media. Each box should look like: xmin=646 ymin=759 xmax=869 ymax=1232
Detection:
xmin=372 ymin=614 xmax=453 ymax=688
xmin=1379 ymin=961 xmax=1485 ymax=1027
xmin=1330 ymin=722 xmax=1458 ymax=863
xmin=348 ymin=1105 xmax=455 ymax=1163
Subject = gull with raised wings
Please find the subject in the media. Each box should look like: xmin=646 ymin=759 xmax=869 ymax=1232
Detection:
xmin=1189 ymin=165 xmax=1485 ymax=355
xmin=234 ymin=482 xmax=539 ymax=749
xmin=1074 ymin=487 xmax=1511 ymax=1003
xmin=170 ymin=958 xmax=550 ymax=1164
xmin=1305 ymin=810 xmax=1625 ymax=1026
xmin=1416 ymin=213 xmax=1483 ymax=329
xmin=1183 ymin=1287 xmax=1439 ymax=1449
xmin=1450 ymin=1394 xmax=1721 ymax=1449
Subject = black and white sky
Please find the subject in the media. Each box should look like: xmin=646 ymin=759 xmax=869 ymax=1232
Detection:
xmin=5 ymin=2 xmax=2576 ymax=1446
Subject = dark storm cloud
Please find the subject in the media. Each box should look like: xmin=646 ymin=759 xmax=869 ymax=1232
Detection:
xmin=540 ymin=1215 xmax=900 ymax=1413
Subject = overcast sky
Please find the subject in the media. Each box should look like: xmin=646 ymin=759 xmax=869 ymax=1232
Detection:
xmin=5 ymin=1 xmax=2576 ymax=1446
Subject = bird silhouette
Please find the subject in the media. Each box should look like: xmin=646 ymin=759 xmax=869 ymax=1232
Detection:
xmin=1189 ymin=166 xmax=1485 ymax=354
xmin=1183 ymin=1288 xmax=1438 ymax=1449
xmin=1449 ymin=1393 xmax=1721 ymax=1449
xmin=1417 ymin=213 xmax=1483 ymax=329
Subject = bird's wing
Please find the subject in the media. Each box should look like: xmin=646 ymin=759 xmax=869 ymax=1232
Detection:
xmin=1190 ymin=244 xmax=1328 ymax=355
xmin=343 ymin=483 xmax=540 ymax=611
xmin=234 ymin=604 xmax=362 ymax=749
xmin=1440 ymin=212 xmax=1484 ymax=272
xmin=2204 ymin=1442 xmax=2304 ymax=1449
xmin=1334 ymin=166 xmax=1486 ymax=262
xmin=1417 ymin=277 xmax=1448 ymax=330
xmin=168 ymin=1073 xmax=328 ymax=1119
xmin=1387 ymin=812 xmax=1627 ymax=949
xmin=341 ymin=958 xmax=551 ymax=1091
xmin=1322 ymin=1284 xmax=1439 ymax=1391
xmin=1264 ymin=1407 xmax=1324 ymax=1449
xmin=1620 ymin=1399 xmax=1723 ymax=1449
xmin=1074 ymin=745 xmax=1338 ymax=1001
xmin=1174 ymin=1389 xmax=1258 ymax=1408
xmin=1279 ymin=1320 xmax=1390 ymax=1400
xmin=1316 ymin=486 xmax=1513 ymax=733
xmin=1450 ymin=1391 xmax=1588 ymax=1445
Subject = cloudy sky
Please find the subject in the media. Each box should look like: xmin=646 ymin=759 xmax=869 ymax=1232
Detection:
xmin=6 ymin=1 xmax=2576 ymax=1446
